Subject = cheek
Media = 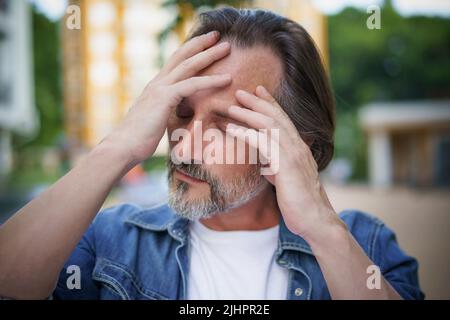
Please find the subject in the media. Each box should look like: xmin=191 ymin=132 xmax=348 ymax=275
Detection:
xmin=223 ymin=138 xmax=257 ymax=165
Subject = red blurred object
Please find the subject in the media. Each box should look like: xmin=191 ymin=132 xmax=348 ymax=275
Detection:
xmin=122 ymin=164 xmax=146 ymax=185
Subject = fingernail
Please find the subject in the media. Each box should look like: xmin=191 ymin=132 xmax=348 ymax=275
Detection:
xmin=207 ymin=30 xmax=219 ymax=38
xmin=218 ymin=41 xmax=230 ymax=48
xmin=257 ymin=85 xmax=267 ymax=93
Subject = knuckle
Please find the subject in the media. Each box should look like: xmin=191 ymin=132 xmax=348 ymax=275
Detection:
xmin=159 ymin=84 xmax=173 ymax=97
xmin=273 ymin=108 xmax=285 ymax=120
xmin=198 ymin=50 xmax=211 ymax=62
xmin=183 ymin=78 xmax=199 ymax=92
xmin=269 ymin=97 xmax=277 ymax=105
xmin=180 ymin=59 xmax=191 ymax=70
xmin=201 ymin=48 xmax=216 ymax=61
xmin=301 ymin=143 xmax=311 ymax=155
xmin=184 ymin=37 xmax=199 ymax=49
xmin=267 ymin=118 xmax=277 ymax=128
xmin=172 ymin=47 xmax=182 ymax=58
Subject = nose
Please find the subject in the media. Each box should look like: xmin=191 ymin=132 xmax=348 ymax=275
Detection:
xmin=171 ymin=119 xmax=214 ymax=165
xmin=186 ymin=120 xmax=204 ymax=164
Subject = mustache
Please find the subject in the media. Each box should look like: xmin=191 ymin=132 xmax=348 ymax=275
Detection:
xmin=167 ymin=160 xmax=216 ymax=184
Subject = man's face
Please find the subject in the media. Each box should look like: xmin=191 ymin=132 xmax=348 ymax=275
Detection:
xmin=167 ymin=44 xmax=283 ymax=219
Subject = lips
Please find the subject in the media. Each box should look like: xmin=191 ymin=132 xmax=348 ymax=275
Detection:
xmin=175 ymin=168 xmax=207 ymax=184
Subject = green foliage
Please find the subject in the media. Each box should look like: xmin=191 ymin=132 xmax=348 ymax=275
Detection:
xmin=14 ymin=6 xmax=62 ymax=149
xmin=333 ymin=112 xmax=368 ymax=180
xmin=328 ymin=1 xmax=450 ymax=112
xmin=8 ymin=6 xmax=63 ymax=187
xmin=142 ymin=155 xmax=168 ymax=172
xmin=328 ymin=1 xmax=450 ymax=179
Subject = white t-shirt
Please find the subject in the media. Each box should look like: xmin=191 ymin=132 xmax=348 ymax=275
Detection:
xmin=187 ymin=219 xmax=289 ymax=300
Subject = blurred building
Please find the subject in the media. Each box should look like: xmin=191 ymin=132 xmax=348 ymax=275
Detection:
xmin=62 ymin=0 xmax=175 ymax=162
xmin=360 ymin=100 xmax=450 ymax=188
xmin=0 ymin=0 xmax=37 ymax=175
xmin=61 ymin=0 xmax=327 ymax=162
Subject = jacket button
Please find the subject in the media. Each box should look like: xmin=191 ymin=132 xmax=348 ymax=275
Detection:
xmin=294 ymin=288 xmax=303 ymax=297
xmin=278 ymin=260 xmax=287 ymax=266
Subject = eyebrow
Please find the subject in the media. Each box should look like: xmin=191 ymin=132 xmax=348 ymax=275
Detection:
xmin=211 ymin=109 xmax=229 ymax=120
xmin=179 ymin=98 xmax=232 ymax=121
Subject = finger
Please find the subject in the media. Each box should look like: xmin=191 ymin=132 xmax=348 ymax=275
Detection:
xmin=255 ymin=85 xmax=280 ymax=107
xmin=228 ymin=104 xmax=291 ymax=151
xmin=173 ymin=74 xmax=231 ymax=98
xmin=161 ymin=31 xmax=221 ymax=76
xmin=226 ymin=123 xmax=269 ymax=159
xmin=254 ymin=85 xmax=307 ymax=146
xmin=235 ymin=88 xmax=292 ymax=132
xmin=227 ymin=105 xmax=276 ymax=130
xmin=226 ymin=123 xmax=277 ymax=170
xmin=166 ymin=41 xmax=231 ymax=84
xmin=235 ymin=89 xmax=276 ymax=116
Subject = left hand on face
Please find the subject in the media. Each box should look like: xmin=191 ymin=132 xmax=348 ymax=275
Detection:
xmin=226 ymin=85 xmax=338 ymax=239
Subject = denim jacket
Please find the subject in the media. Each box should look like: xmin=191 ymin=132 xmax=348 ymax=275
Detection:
xmin=53 ymin=203 xmax=424 ymax=300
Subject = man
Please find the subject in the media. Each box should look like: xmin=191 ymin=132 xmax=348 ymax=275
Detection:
xmin=0 ymin=8 xmax=423 ymax=300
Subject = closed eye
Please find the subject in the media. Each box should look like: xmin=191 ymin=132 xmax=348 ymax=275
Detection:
xmin=176 ymin=101 xmax=194 ymax=119
xmin=212 ymin=111 xmax=246 ymax=132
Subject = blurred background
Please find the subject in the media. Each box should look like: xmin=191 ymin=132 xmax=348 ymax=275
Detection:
xmin=0 ymin=0 xmax=449 ymax=298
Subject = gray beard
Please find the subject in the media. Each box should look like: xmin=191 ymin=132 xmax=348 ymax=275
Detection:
xmin=167 ymin=161 xmax=268 ymax=220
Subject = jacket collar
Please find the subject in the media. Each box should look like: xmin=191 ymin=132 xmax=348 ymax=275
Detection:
xmin=125 ymin=203 xmax=313 ymax=255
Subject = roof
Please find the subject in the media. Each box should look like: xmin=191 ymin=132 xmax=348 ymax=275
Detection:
xmin=359 ymin=100 xmax=450 ymax=131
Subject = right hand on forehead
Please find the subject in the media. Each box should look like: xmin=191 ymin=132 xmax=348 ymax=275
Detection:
xmin=105 ymin=31 xmax=232 ymax=165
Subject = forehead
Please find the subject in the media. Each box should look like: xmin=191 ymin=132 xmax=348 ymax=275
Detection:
xmin=187 ymin=44 xmax=283 ymax=109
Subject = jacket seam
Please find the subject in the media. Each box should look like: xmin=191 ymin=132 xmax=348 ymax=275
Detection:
xmin=92 ymin=273 xmax=129 ymax=300
xmin=369 ymin=222 xmax=383 ymax=263
xmin=96 ymin=258 xmax=170 ymax=300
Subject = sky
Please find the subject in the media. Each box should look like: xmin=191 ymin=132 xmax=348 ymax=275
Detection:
xmin=30 ymin=0 xmax=450 ymax=21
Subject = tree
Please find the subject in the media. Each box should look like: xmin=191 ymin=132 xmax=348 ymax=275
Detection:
xmin=13 ymin=6 xmax=62 ymax=150
xmin=328 ymin=1 xmax=450 ymax=179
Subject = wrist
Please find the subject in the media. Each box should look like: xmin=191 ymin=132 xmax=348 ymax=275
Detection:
xmin=91 ymin=136 xmax=138 ymax=173
xmin=301 ymin=210 xmax=350 ymax=255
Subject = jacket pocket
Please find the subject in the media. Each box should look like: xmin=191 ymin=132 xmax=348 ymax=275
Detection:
xmin=92 ymin=258 xmax=169 ymax=300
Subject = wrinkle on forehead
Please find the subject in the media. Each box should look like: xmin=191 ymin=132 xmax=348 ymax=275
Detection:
xmin=186 ymin=44 xmax=284 ymax=112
